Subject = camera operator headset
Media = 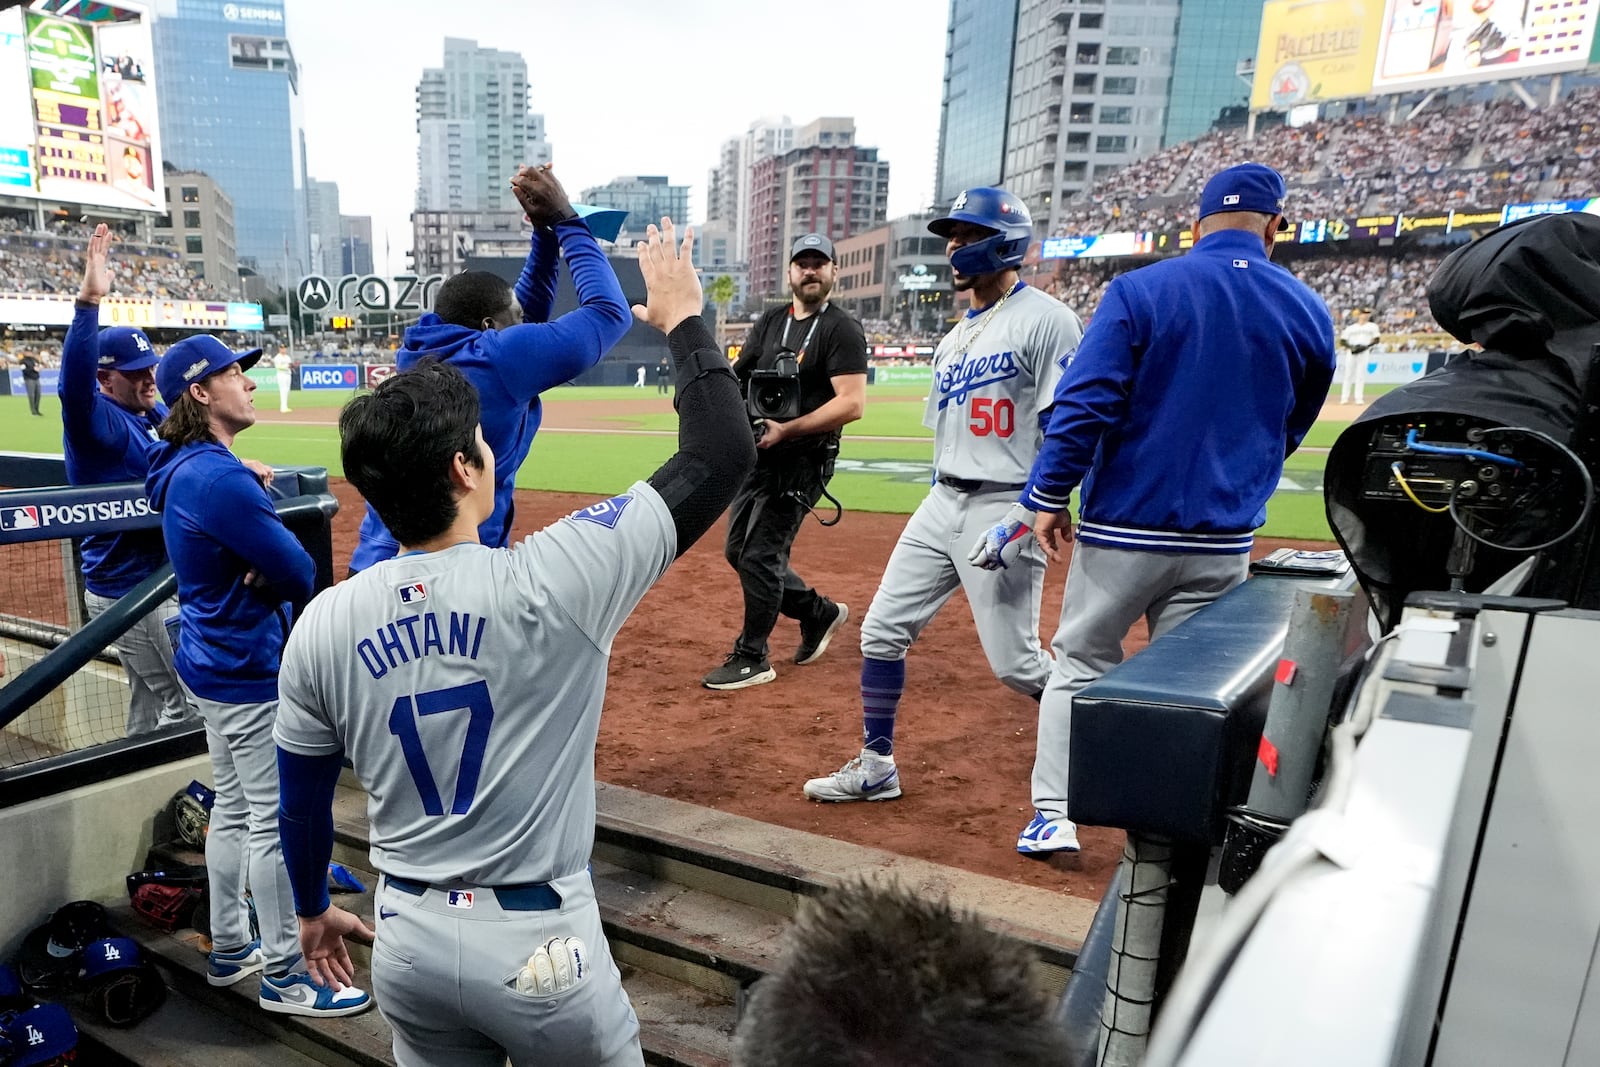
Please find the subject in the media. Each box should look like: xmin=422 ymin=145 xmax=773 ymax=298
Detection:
xmin=703 ymin=232 xmax=868 ymax=691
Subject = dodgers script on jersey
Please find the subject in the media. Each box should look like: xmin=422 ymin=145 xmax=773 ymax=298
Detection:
xmin=924 ymin=285 xmax=1083 ymax=485
xmin=274 ymin=481 xmax=675 ymax=886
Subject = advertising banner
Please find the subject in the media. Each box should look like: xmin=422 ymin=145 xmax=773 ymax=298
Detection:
xmin=363 ymin=363 xmax=397 ymax=389
xmin=299 ymin=364 xmax=360 ymax=391
xmin=1502 ymin=198 xmax=1600 ymax=224
xmin=0 ymin=292 xmax=263 ymax=330
xmin=8 ymin=368 xmax=60 ymax=395
xmin=1041 ymin=232 xmax=1156 ymax=259
xmin=870 ymin=366 xmax=934 ymax=385
xmin=1373 ymin=0 xmax=1600 ymax=93
xmin=1252 ymin=0 xmax=1384 ymax=109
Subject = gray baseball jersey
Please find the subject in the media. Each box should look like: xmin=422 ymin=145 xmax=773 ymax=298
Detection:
xmin=274 ymin=481 xmax=675 ymax=885
xmin=924 ymin=284 xmax=1083 ymax=485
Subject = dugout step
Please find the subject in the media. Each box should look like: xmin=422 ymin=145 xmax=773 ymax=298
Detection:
xmin=96 ymin=897 xmax=739 ymax=1067
xmin=72 ymin=979 xmax=331 ymax=1066
xmin=330 ymin=781 xmax=1086 ymax=1000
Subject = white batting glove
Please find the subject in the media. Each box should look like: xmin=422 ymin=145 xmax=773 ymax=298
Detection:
xmin=516 ymin=937 xmax=587 ymax=995
xmin=967 ymin=503 xmax=1035 ymax=571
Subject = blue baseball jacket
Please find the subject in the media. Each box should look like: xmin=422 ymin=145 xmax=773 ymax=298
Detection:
xmin=146 ymin=442 xmax=314 ymax=703
xmin=1023 ymin=229 xmax=1335 ymax=553
xmin=59 ymin=303 xmax=169 ymax=597
xmin=348 ymin=219 xmax=630 ymax=571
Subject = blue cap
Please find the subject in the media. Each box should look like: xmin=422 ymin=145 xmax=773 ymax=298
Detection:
xmin=1198 ymin=163 xmax=1290 ymax=229
xmin=2 ymin=1003 xmax=77 ymax=1066
xmin=80 ymin=937 xmax=142 ymax=981
xmin=156 ymin=334 xmax=262 ymax=407
xmin=97 ymin=327 xmax=159 ymax=372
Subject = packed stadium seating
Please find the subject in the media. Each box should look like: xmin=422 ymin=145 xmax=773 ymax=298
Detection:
xmin=0 ymin=214 xmax=222 ymax=301
xmin=1051 ymin=85 xmax=1600 ymax=238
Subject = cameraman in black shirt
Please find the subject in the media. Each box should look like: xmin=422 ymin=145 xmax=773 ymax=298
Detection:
xmin=703 ymin=233 xmax=868 ymax=690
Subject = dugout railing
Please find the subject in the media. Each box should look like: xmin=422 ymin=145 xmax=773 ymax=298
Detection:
xmin=0 ymin=456 xmax=339 ymax=807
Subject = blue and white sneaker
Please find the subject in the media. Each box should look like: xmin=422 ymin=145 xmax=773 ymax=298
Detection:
xmin=803 ymin=749 xmax=902 ymax=802
xmin=206 ymin=939 xmax=263 ymax=987
xmin=259 ymin=971 xmax=372 ymax=1018
xmin=1016 ymin=811 xmax=1081 ymax=855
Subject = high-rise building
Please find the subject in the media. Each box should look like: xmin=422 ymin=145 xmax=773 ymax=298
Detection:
xmin=580 ymin=176 xmax=690 ymax=242
xmin=153 ymin=169 xmax=240 ymax=296
xmin=747 ymin=118 xmax=890 ymax=301
xmin=307 ymin=179 xmax=342 ymax=277
xmin=1164 ymin=0 xmax=1262 ymax=146
xmin=413 ymin=37 xmax=550 ymax=274
xmin=1006 ymin=0 xmax=1181 ymax=229
xmin=341 ymin=215 xmax=374 ymax=276
xmin=416 ymin=38 xmax=547 ymax=214
xmin=706 ymin=137 xmax=740 ymax=230
xmin=150 ymin=0 xmax=307 ymax=290
xmin=935 ymin=0 xmax=1019 ymax=207
xmin=737 ymin=116 xmax=796 ymax=263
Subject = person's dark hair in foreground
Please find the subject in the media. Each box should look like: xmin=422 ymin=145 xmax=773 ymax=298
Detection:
xmin=733 ymin=880 xmax=1073 ymax=1067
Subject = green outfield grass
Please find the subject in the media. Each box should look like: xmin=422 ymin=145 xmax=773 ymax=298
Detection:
xmin=0 ymin=382 xmax=1341 ymax=541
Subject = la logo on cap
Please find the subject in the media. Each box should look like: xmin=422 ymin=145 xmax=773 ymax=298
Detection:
xmin=952 ymin=191 xmax=969 ymax=210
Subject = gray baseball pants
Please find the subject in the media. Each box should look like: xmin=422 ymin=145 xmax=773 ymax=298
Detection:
xmin=370 ymin=870 xmax=642 ymax=1067
xmin=83 ymin=590 xmax=192 ymax=735
xmin=1032 ymin=542 xmax=1248 ymax=822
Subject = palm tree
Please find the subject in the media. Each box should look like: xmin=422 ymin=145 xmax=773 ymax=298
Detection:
xmin=706 ymin=274 xmax=736 ymax=339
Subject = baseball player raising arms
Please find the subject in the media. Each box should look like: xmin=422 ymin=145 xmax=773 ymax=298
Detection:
xmin=347 ymin=163 xmax=630 ymax=573
xmin=804 ymin=187 xmax=1082 ymax=803
xmin=273 ymin=219 xmax=754 ymax=1066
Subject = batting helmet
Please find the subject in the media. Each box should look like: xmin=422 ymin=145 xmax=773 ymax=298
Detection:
xmin=928 ymin=187 xmax=1034 ymax=276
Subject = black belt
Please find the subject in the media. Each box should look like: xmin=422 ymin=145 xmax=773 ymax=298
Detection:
xmin=384 ymin=875 xmax=562 ymax=912
xmin=937 ymin=476 xmax=1027 ymax=494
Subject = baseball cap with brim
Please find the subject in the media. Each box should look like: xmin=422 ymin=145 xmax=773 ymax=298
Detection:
xmin=14 ymin=901 xmax=111 ymax=994
xmin=570 ymin=203 xmax=628 ymax=242
xmin=97 ymin=326 xmax=160 ymax=373
xmin=1199 ymin=162 xmax=1290 ymax=231
xmin=156 ymin=334 xmax=262 ymax=407
xmin=790 ymin=232 xmax=835 ymax=262
xmin=80 ymin=937 xmax=144 ymax=982
xmin=2 ymin=1003 xmax=78 ymax=1066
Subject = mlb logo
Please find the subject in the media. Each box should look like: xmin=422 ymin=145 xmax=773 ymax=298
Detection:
xmin=0 ymin=506 xmax=40 ymax=531
xmin=1232 ymin=259 xmax=1250 ymax=268
xmin=447 ymin=890 xmax=474 ymax=909
xmin=397 ymin=582 xmax=426 ymax=604
xmin=1223 ymin=194 xmax=1240 ymax=206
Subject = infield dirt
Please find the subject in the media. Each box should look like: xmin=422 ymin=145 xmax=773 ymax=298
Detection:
xmin=326 ymin=479 xmax=1331 ymax=902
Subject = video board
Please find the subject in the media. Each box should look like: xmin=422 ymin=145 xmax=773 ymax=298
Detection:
xmin=0 ymin=4 xmax=163 ymax=212
xmin=1253 ymin=0 xmax=1600 ymax=109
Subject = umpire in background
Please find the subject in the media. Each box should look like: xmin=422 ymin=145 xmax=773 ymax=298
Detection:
xmin=972 ymin=162 xmax=1336 ymax=855
xmin=703 ymin=234 xmax=868 ymax=690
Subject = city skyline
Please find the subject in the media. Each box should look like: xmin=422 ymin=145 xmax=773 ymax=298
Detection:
xmin=283 ymin=0 xmax=946 ymax=277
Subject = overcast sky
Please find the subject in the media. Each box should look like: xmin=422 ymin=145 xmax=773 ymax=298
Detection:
xmin=282 ymin=0 xmax=948 ymax=275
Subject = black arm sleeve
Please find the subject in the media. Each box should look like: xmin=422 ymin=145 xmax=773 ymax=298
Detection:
xmin=647 ymin=317 xmax=756 ymax=557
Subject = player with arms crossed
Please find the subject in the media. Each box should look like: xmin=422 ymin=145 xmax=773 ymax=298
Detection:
xmin=274 ymin=219 xmax=754 ymax=1066
xmin=804 ymin=187 xmax=1082 ymax=802
xmin=348 ymin=162 xmax=630 ymax=572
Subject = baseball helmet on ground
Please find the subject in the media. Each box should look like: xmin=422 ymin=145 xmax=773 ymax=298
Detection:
xmin=928 ymin=187 xmax=1035 ymax=276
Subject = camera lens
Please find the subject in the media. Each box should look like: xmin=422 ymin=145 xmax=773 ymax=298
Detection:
xmin=756 ymin=384 xmax=784 ymax=412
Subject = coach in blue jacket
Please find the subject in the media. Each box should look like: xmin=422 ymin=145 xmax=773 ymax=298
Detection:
xmin=972 ymin=163 xmax=1336 ymax=855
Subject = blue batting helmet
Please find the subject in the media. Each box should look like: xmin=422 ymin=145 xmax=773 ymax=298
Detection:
xmin=928 ymin=187 xmax=1034 ymax=276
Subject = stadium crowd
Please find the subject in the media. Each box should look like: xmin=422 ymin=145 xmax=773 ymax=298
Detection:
xmin=0 ymin=214 xmax=224 ymax=300
xmin=1052 ymin=86 xmax=1600 ymax=238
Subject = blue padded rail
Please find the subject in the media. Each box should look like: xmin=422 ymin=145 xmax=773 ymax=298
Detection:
xmin=1067 ymin=573 xmax=1355 ymax=844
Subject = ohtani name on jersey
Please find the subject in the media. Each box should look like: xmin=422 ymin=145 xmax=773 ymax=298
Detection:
xmin=356 ymin=611 xmax=487 ymax=680
xmin=936 ymin=349 xmax=1019 ymax=409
